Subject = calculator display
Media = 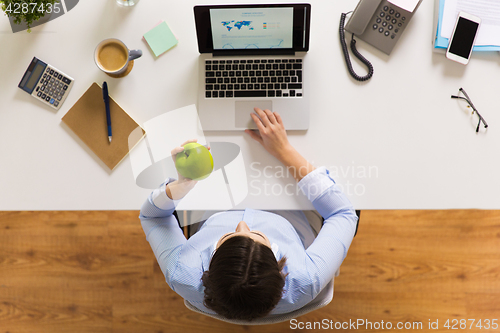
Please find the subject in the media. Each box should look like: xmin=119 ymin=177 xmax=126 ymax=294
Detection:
xmin=26 ymin=64 xmax=44 ymax=91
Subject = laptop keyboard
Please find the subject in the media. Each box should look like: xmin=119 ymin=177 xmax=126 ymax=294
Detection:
xmin=205 ymin=59 xmax=303 ymax=98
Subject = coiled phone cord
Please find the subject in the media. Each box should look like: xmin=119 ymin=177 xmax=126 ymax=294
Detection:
xmin=339 ymin=12 xmax=374 ymax=82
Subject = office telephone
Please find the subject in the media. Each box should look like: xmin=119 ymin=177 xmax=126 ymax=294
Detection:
xmin=340 ymin=0 xmax=422 ymax=81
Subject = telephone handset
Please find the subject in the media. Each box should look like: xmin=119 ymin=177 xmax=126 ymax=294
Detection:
xmin=340 ymin=0 xmax=422 ymax=81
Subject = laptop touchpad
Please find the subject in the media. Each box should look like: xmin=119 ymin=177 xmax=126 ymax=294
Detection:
xmin=235 ymin=101 xmax=273 ymax=129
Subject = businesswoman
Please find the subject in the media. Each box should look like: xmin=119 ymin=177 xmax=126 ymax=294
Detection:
xmin=139 ymin=107 xmax=358 ymax=321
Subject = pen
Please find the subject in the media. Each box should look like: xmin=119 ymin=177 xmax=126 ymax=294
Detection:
xmin=102 ymin=81 xmax=112 ymax=143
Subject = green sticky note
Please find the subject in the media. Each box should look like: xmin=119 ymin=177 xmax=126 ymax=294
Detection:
xmin=143 ymin=21 xmax=178 ymax=57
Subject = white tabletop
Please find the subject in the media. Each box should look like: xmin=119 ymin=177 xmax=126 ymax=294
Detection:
xmin=1 ymin=0 xmax=499 ymax=211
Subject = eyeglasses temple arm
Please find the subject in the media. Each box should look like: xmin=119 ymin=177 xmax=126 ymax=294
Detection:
xmin=451 ymin=95 xmax=479 ymax=112
xmin=477 ymin=112 xmax=489 ymax=128
xmin=451 ymin=95 xmax=467 ymax=101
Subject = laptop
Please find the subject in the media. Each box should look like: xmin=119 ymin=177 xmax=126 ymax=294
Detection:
xmin=194 ymin=3 xmax=311 ymax=130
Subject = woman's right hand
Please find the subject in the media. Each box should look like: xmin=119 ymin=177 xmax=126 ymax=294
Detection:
xmin=244 ymin=107 xmax=294 ymax=162
xmin=245 ymin=107 xmax=315 ymax=182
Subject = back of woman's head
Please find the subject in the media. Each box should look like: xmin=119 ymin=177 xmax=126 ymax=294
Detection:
xmin=201 ymin=235 xmax=286 ymax=321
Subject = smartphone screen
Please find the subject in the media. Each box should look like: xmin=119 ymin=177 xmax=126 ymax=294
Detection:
xmin=448 ymin=17 xmax=480 ymax=58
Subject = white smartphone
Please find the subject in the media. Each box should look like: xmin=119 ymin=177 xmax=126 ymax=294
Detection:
xmin=446 ymin=12 xmax=481 ymax=65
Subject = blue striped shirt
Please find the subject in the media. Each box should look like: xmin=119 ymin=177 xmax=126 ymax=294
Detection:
xmin=139 ymin=167 xmax=357 ymax=314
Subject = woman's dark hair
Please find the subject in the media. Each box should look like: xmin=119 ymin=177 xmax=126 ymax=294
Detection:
xmin=201 ymin=235 xmax=287 ymax=321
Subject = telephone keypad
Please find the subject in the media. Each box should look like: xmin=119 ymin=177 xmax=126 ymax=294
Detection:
xmin=374 ymin=4 xmax=406 ymax=39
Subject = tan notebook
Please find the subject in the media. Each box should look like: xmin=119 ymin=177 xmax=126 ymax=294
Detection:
xmin=62 ymin=82 xmax=145 ymax=170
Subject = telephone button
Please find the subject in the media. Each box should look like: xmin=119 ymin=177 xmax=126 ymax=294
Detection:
xmin=376 ymin=17 xmax=382 ymax=23
xmin=388 ymin=25 xmax=393 ymax=30
xmin=395 ymin=12 xmax=401 ymax=18
xmin=380 ymin=12 xmax=385 ymax=17
xmin=378 ymin=28 xmax=384 ymax=33
xmin=389 ymin=9 xmax=395 ymax=15
xmin=373 ymin=24 xmax=378 ymax=30
xmin=391 ymin=34 xmax=396 ymax=39
xmin=383 ymin=6 xmax=389 ymax=11
xmin=384 ymin=31 xmax=390 ymax=36
xmin=382 ymin=21 xmax=388 ymax=27
xmin=386 ymin=15 xmax=391 ymax=20
xmin=392 ymin=19 xmax=397 ymax=24
xmin=395 ymin=28 xmax=400 ymax=33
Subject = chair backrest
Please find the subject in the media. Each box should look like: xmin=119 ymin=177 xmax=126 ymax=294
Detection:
xmin=184 ymin=276 xmax=335 ymax=325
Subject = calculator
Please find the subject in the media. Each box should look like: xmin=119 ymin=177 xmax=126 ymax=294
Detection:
xmin=18 ymin=57 xmax=74 ymax=110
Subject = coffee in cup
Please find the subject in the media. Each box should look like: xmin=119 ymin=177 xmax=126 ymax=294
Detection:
xmin=94 ymin=38 xmax=142 ymax=76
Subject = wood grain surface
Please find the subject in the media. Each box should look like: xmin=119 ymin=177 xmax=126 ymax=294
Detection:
xmin=0 ymin=210 xmax=499 ymax=332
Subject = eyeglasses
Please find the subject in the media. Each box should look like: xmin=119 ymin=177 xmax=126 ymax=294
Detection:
xmin=451 ymin=88 xmax=488 ymax=133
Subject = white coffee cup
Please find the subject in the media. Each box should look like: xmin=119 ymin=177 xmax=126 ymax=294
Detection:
xmin=94 ymin=38 xmax=142 ymax=75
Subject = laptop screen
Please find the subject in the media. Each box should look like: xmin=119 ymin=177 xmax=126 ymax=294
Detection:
xmin=194 ymin=4 xmax=310 ymax=55
xmin=209 ymin=7 xmax=294 ymax=50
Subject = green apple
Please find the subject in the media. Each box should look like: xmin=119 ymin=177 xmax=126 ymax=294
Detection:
xmin=175 ymin=142 xmax=214 ymax=181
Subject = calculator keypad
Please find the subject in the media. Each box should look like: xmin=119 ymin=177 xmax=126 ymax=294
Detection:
xmin=35 ymin=65 xmax=72 ymax=109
